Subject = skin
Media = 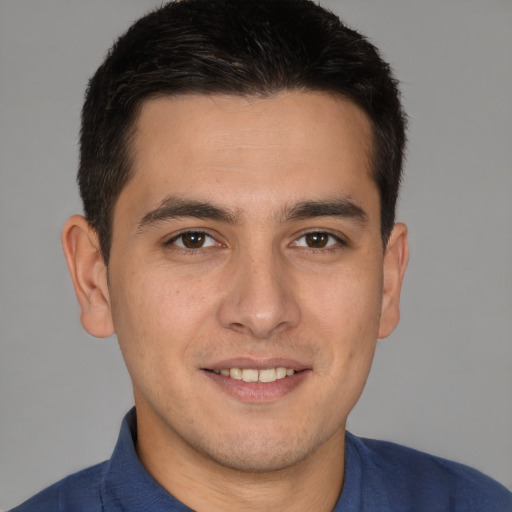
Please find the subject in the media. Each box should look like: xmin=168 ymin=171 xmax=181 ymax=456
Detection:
xmin=63 ymin=92 xmax=408 ymax=512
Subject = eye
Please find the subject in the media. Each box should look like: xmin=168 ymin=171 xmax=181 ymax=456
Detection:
xmin=292 ymin=231 xmax=343 ymax=249
xmin=167 ymin=231 xmax=218 ymax=249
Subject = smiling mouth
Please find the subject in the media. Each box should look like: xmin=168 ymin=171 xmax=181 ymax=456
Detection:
xmin=205 ymin=367 xmax=298 ymax=383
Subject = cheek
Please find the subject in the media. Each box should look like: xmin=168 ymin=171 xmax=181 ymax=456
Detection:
xmin=303 ymin=262 xmax=382 ymax=373
xmin=108 ymin=266 xmax=216 ymax=367
xmin=108 ymin=275 xmax=191 ymax=410
xmin=306 ymin=264 xmax=383 ymax=332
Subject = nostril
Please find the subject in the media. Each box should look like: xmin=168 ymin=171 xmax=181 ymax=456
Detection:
xmin=228 ymin=322 xmax=248 ymax=334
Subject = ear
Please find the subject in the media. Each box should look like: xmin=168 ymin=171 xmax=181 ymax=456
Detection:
xmin=378 ymin=222 xmax=409 ymax=339
xmin=62 ymin=215 xmax=115 ymax=338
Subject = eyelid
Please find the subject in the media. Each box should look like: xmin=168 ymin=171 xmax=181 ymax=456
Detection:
xmin=162 ymin=228 xmax=348 ymax=251
xmin=164 ymin=229 xmax=223 ymax=249
xmin=290 ymin=229 xmax=349 ymax=248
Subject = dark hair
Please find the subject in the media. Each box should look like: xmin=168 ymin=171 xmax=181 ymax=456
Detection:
xmin=79 ymin=0 xmax=406 ymax=263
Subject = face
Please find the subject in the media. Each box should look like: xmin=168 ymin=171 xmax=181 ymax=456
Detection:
xmin=80 ymin=92 xmax=407 ymax=473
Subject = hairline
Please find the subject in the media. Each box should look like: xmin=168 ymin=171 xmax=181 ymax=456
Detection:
xmin=100 ymin=87 xmax=385 ymax=264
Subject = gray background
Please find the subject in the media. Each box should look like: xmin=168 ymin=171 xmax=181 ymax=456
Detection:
xmin=1 ymin=0 xmax=511 ymax=509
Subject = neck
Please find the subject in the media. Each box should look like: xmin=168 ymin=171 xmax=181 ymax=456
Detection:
xmin=135 ymin=404 xmax=345 ymax=512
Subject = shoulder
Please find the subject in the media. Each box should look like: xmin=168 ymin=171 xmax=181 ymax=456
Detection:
xmin=8 ymin=461 xmax=108 ymax=512
xmin=346 ymin=432 xmax=512 ymax=512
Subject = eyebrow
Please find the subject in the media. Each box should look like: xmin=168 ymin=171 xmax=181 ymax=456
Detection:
xmin=281 ymin=199 xmax=368 ymax=225
xmin=137 ymin=196 xmax=368 ymax=233
xmin=137 ymin=197 xmax=239 ymax=232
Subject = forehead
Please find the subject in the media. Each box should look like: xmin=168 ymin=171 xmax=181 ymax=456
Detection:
xmin=121 ymin=92 xmax=377 ymax=222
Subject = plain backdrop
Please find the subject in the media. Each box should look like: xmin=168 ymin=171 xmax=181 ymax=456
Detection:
xmin=1 ymin=0 xmax=511 ymax=509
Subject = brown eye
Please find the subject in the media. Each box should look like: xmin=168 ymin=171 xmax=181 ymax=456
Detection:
xmin=304 ymin=232 xmax=330 ymax=248
xmin=181 ymin=232 xmax=206 ymax=248
xmin=291 ymin=231 xmax=343 ymax=250
xmin=170 ymin=231 xmax=217 ymax=249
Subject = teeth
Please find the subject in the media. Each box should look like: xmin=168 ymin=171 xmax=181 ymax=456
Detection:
xmin=258 ymin=368 xmax=276 ymax=382
xmin=216 ymin=367 xmax=296 ymax=383
xmin=241 ymin=369 xmax=259 ymax=382
xmin=276 ymin=367 xmax=287 ymax=379
xmin=229 ymin=368 xmax=242 ymax=380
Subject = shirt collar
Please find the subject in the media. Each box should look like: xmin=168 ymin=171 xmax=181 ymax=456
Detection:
xmin=101 ymin=408 xmax=193 ymax=511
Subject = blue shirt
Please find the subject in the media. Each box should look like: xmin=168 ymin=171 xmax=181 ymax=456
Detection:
xmin=11 ymin=408 xmax=512 ymax=511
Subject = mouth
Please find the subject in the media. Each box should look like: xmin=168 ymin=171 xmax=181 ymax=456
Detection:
xmin=201 ymin=360 xmax=311 ymax=403
xmin=204 ymin=366 xmax=298 ymax=383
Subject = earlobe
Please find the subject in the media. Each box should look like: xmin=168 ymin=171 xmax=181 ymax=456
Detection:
xmin=61 ymin=215 xmax=115 ymax=338
xmin=378 ymin=222 xmax=409 ymax=339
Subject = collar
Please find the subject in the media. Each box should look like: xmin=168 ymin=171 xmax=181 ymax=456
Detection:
xmin=101 ymin=408 xmax=192 ymax=511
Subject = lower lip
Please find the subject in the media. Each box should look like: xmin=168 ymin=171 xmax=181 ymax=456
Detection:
xmin=202 ymin=370 xmax=310 ymax=403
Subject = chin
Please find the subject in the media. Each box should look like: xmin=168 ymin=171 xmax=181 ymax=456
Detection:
xmin=193 ymin=426 xmax=329 ymax=474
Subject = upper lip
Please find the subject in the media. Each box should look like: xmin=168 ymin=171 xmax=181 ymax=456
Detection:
xmin=203 ymin=357 xmax=311 ymax=372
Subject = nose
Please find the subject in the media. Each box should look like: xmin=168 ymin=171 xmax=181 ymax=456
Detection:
xmin=217 ymin=249 xmax=301 ymax=339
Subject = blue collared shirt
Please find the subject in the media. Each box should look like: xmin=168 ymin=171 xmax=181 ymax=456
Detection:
xmin=11 ymin=408 xmax=512 ymax=511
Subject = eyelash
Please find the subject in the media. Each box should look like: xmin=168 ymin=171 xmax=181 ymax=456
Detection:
xmin=164 ymin=230 xmax=221 ymax=251
xmin=291 ymin=231 xmax=348 ymax=251
xmin=164 ymin=229 xmax=348 ymax=252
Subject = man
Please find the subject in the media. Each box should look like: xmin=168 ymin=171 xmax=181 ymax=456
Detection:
xmin=10 ymin=0 xmax=511 ymax=511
